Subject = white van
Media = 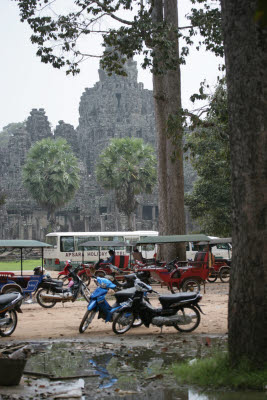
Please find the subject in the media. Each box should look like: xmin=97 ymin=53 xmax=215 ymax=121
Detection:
xmin=186 ymin=237 xmax=232 ymax=261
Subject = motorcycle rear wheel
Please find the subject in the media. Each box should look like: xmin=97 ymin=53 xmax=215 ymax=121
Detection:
xmin=37 ymin=288 xmax=57 ymax=308
xmin=174 ymin=306 xmax=200 ymax=332
xmin=112 ymin=310 xmax=134 ymax=334
xmin=79 ymin=310 xmax=96 ymax=333
xmin=0 ymin=310 xmax=17 ymax=337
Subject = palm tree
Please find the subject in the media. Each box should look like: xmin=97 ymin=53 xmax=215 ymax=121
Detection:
xmin=96 ymin=137 xmax=157 ymax=230
xmin=23 ymin=138 xmax=80 ymax=231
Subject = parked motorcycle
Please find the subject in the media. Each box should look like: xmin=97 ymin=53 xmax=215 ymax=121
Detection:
xmin=57 ymin=260 xmax=91 ymax=286
xmin=36 ymin=265 xmax=91 ymax=308
xmin=79 ymin=276 xmax=142 ymax=333
xmin=112 ymin=279 xmax=203 ymax=334
xmin=0 ymin=292 xmax=23 ymax=337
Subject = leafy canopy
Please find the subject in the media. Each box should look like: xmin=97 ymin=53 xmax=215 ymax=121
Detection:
xmin=184 ymin=81 xmax=231 ymax=237
xmin=96 ymin=137 xmax=156 ymax=218
xmin=14 ymin=0 xmax=223 ymax=76
xmin=23 ymin=137 xmax=80 ymax=214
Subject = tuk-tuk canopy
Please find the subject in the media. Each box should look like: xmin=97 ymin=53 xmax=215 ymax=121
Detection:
xmin=0 ymin=240 xmax=52 ymax=275
xmin=198 ymin=238 xmax=232 ymax=246
xmin=136 ymin=234 xmax=210 ymax=245
xmin=0 ymin=240 xmax=52 ymax=248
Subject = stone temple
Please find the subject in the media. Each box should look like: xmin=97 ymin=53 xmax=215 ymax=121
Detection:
xmin=0 ymin=58 xmax=196 ymax=240
xmin=0 ymin=59 xmax=161 ymax=240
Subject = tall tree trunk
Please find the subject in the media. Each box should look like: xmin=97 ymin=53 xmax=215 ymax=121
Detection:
xmin=221 ymin=0 xmax=267 ymax=366
xmin=153 ymin=0 xmax=186 ymax=261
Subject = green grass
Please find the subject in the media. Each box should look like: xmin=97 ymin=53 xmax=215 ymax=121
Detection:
xmin=172 ymin=352 xmax=267 ymax=390
xmin=0 ymin=259 xmax=42 ymax=271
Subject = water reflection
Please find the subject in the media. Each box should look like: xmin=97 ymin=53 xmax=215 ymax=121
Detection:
xmin=25 ymin=340 xmax=265 ymax=400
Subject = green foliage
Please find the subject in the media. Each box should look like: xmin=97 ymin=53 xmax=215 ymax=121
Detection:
xmin=184 ymin=81 xmax=231 ymax=236
xmin=96 ymin=137 xmax=156 ymax=222
xmin=14 ymin=0 xmax=223 ymax=76
xmin=172 ymin=352 xmax=267 ymax=390
xmin=23 ymin=138 xmax=80 ymax=215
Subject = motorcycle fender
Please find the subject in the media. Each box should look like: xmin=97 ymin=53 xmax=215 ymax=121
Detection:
xmin=195 ymin=303 xmax=205 ymax=315
xmin=15 ymin=306 xmax=23 ymax=313
xmin=87 ymin=300 xmax=97 ymax=311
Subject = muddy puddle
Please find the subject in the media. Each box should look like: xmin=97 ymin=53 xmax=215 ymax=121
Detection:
xmin=0 ymin=335 xmax=265 ymax=399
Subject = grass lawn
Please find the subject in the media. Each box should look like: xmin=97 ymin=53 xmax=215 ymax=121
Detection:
xmin=0 ymin=259 xmax=42 ymax=272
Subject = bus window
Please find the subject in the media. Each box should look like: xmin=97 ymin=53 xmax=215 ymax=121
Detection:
xmin=60 ymin=236 xmax=74 ymax=252
xmin=186 ymin=242 xmax=190 ymax=251
xmin=77 ymin=236 xmax=99 ymax=250
xmin=101 ymin=236 xmax=124 ymax=250
xmin=46 ymin=236 xmax=58 ymax=248
xmin=216 ymin=243 xmax=230 ymax=250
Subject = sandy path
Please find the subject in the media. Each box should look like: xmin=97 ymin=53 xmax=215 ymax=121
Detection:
xmin=1 ymin=281 xmax=229 ymax=342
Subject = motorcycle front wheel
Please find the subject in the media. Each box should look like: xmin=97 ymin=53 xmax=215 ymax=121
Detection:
xmin=79 ymin=272 xmax=91 ymax=287
xmin=174 ymin=306 xmax=200 ymax=333
xmin=79 ymin=310 xmax=96 ymax=333
xmin=0 ymin=310 xmax=17 ymax=337
xmin=112 ymin=310 xmax=134 ymax=334
xmin=37 ymin=288 xmax=57 ymax=308
xmin=81 ymin=285 xmax=91 ymax=302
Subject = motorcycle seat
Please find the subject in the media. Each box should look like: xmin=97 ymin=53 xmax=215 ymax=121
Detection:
xmin=123 ymin=274 xmax=137 ymax=281
xmin=159 ymin=292 xmax=198 ymax=307
xmin=0 ymin=293 xmax=18 ymax=305
xmin=48 ymin=279 xmax=64 ymax=286
xmin=114 ymin=287 xmax=136 ymax=301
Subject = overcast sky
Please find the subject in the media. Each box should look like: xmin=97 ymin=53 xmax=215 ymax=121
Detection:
xmin=0 ymin=1 xmax=223 ymax=132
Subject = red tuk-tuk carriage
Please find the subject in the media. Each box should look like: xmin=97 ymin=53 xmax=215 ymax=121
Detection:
xmin=205 ymin=238 xmax=231 ymax=283
xmin=134 ymin=234 xmax=212 ymax=293
xmin=73 ymin=240 xmax=133 ymax=281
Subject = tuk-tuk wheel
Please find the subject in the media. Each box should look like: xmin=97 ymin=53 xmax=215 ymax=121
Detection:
xmin=207 ymin=269 xmax=218 ymax=283
xmin=182 ymin=279 xmax=200 ymax=293
xmin=1 ymin=284 xmax=22 ymax=295
xmin=219 ymin=267 xmax=230 ymax=283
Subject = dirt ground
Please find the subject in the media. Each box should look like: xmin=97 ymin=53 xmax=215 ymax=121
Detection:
xmin=2 ymin=277 xmax=229 ymax=342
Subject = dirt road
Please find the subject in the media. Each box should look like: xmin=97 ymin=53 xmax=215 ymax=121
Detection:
xmin=1 ymin=281 xmax=229 ymax=342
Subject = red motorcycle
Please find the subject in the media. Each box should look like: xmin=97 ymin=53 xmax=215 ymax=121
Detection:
xmin=57 ymin=260 xmax=91 ymax=286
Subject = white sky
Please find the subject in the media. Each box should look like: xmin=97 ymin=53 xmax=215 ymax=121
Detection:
xmin=0 ymin=1 xmax=223 ymax=132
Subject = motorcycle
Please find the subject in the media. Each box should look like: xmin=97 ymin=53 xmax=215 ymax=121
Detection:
xmin=112 ymin=279 xmax=203 ymax=334
xmin=79 ymin=276 xmax=142 ymax=333
xmin=36 ymin=265 xmax=91 ymax=308
xmin=0 ymin=292 xmax=23 ymax=337
xmin=57 ymin=260 xmax=91 ymax=286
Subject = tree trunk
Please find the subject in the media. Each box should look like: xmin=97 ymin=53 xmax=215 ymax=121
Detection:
xmin=153 ymin=0 xmax=186 ymax=261
xmin=221 ymin=0 xmax=267 ymax=366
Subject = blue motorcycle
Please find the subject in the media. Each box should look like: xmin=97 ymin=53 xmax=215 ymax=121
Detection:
xmin=79 ymin=277 xmax=140 ymax=334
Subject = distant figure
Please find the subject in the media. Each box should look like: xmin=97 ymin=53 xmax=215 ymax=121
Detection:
xmin=102 ymin=249 xmax=115 ymax=264
xmin=132 ymin=248 xmax=144 ymax=263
